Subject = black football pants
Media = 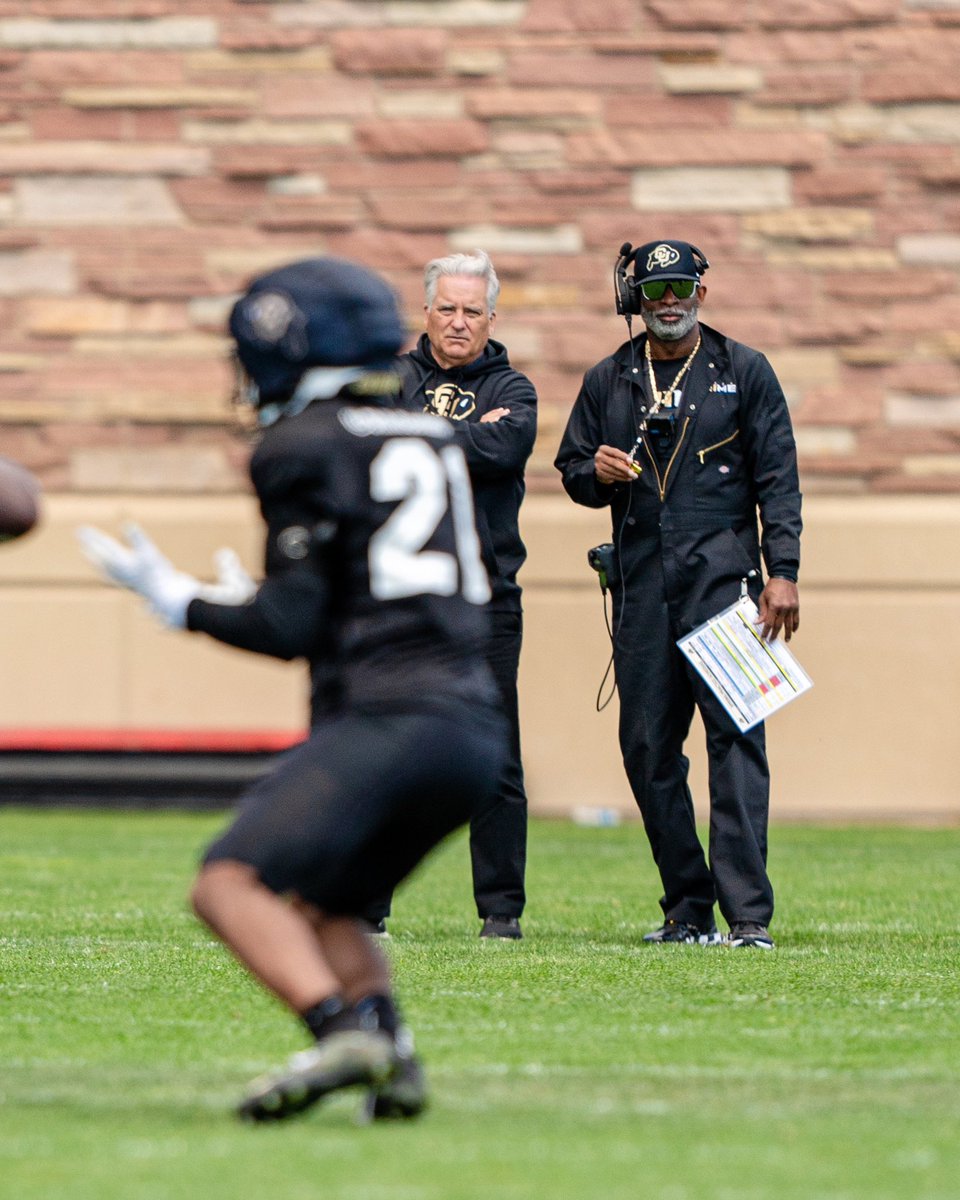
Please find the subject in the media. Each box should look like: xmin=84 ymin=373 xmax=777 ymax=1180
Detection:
xmin=362 ymin=607 xmax=527 ymax=923
xmin=613 ymin=564 xmax=774 ymax=930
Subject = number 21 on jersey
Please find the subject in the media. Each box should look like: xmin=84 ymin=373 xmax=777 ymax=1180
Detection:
xmin=368 ymin=437 xmax=491 ymax=605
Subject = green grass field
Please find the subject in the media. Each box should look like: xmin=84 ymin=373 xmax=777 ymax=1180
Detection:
xmin=1 ymin=808 xmax=958 ymax=1200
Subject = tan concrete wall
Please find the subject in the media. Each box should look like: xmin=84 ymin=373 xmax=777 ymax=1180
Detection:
xmin=2 ymin=493 xmax=958 ymax=821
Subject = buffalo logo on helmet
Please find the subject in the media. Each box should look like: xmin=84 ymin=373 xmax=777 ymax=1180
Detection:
xmin=245 ymin=292 xmax=298 ymax=345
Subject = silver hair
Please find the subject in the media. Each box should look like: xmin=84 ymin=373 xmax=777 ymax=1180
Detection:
xmin=423 ymin=249 xmax=500 ymax=313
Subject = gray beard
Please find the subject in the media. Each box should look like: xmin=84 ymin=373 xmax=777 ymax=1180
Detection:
xmin=642 ymin=303 xmax=699 ymax=342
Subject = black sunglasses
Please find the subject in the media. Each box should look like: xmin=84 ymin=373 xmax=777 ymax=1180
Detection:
xmin=638 ymin=278 xmax=698 ymax=301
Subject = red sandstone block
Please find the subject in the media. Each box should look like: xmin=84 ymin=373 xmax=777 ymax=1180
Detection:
xmin=873 ymin=474 xmax=960 ymax=495
xmin=646 ymin=0 xmax=749 ymax=28
xmin=793 ymin=384 xmax=884 ymax=426
xmin=506 ymin=51 xmax=657 ymax=89
xmin=785 ymin=313 xmax=885 ymax=345
xmin=579 ymin=210 xmax=741 ymax=254
xmin=330 ymin=28 xmax=446 ymax=77
xmin=604 ymin=95 xmax=731 ymax=128
xmin=566 ymin=127 xmax=828 ymax=167
xmin=824 ymin=271 xmax=954 ymax=301
xmin=917 ymin=162 xmax=960 ymax=189
xmin=356 ymin=120 xmax=489 ymax=159
xmin=261 ymin=75 xmax=376 ymax=120
xmin=323 ymin=230 xmax=443 ymax=272
xmin=592 ymin=33 xmax=722 ymax=55
xmin=862 ymin=71 xmax=960 ymax=104
xmin=756 ymin=0 xmax=900 ymax=28
xmin=467 ymin=89 xmax=601 ymax=119
xmin=753 ymin=69 xmax=855 ymax=107
xmin=257 ymin=195 xmax=363 ymax=233
xmin=30 ymin=107 xmax=126 ymax=140
xmin=28 ymin=50 xmax=185 ymax=87
xmin=541 ymin=318 xmax=634 ymax=368
xmin=368 ymin=189 xmax=486 ymax=232
xmin=220 ymin=22 xmax=318 ymax=52
xmin=14 ymin=2 xmax=172 ymax=15
xmin=710 ymin=268 xmax=816 ymax=312
xmin=521 ymin=0 xmax=634 ymax=33
xmin=215 ymin=146 xmax=328 ymax=178
xmin=529 ymin=168 xmax=626 ymax=195
xmin=170 ymin=178 xmax=266 ymax=225
xmin=482 ymin=195 xmax=566 ymax=227
xmin=323 ymin=160 xmax=462 ymax=190
xmin=794 ymin=166 xmax=888 ymax=203
xmin=886 ymin=360 xmax=960 ymax=396
xmin=725 ymin=30 xmax=846 ymax=66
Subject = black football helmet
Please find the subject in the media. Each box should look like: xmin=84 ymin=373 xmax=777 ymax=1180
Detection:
xmin=229 ymin=257 xmax=407 ymax=420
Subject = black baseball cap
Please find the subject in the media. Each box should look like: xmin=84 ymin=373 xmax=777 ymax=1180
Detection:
xmin=632 ymin=240 xmax=709 ymax=283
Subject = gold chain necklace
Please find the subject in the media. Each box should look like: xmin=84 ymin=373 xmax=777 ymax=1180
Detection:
xmin=645 ymin=333 xmax=701 ymax=411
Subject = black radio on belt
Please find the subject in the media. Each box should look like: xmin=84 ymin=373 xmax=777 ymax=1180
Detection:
xmin=587 ymin=543 xmax=619 ymax=593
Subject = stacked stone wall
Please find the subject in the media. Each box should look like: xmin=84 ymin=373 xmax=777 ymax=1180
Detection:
xmin=2 ymin=0 xmax=959 ymax=494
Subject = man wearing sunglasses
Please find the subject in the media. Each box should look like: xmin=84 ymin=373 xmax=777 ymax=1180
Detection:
xmin=555 ymin=239 xmax=802 ymax=951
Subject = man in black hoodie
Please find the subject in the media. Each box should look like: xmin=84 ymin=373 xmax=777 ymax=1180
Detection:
xmin=369 ymin=250 xmax=537 ymax=940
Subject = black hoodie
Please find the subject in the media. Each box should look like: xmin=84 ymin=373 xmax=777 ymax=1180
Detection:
xmin=399 ymin=334 xmax=537 ymax=611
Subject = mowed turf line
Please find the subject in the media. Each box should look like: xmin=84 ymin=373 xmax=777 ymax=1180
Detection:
xmin=1 ymin=809 xmax=958 ymax=1200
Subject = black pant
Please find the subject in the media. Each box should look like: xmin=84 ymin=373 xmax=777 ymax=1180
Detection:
xmin=613 ymin=558 xmax=774 ymax=929
xmin=203 ymin=704 xmax=507 ymax=913
xmin=364 ymin=607 xmax=527 ymax=922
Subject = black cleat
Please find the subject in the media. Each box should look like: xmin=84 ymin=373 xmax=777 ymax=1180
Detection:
xmin=479 ymin=915 xmax=522 ymax=940
xmin=237 ymin=1029 xmax=396 ymax=1122
xmin=642 ymin=919 xmax=723 ymax=945
xmin=364 ymin=1056 xmax=428 ymax=1121
xmin=727 ymin=921 xmax=775 ymax=949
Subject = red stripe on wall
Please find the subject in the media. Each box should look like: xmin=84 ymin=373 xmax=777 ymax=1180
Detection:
xmin=0 ymin=729 xmax=305 ymax=752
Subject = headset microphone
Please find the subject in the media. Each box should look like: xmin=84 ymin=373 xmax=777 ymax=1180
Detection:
xmin=614 ymin=243 xmax=635 ymax=316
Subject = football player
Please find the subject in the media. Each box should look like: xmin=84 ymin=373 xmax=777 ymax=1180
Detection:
xmin=78 ymin=258 xmax=506 ymax=1122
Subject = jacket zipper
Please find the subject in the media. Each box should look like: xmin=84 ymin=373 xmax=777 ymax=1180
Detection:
xmin=696 ymin=429 xmax=739 ymax=464
xmin=643 ymin=416 xmax=690 ymax=502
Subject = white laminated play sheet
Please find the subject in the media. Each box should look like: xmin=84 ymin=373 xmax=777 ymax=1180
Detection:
xmin=677 ymin=597 xmax=813 ymax=733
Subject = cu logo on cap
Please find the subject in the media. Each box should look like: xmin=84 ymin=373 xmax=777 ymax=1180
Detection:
xmin=646 ymin=244 xmax=681 ymax=272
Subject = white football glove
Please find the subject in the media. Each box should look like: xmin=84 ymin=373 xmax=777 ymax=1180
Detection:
xmin=197 ymin=547 xmax=258 ymax=607
xmin=77 ymin=524 xmax=257 ymax=630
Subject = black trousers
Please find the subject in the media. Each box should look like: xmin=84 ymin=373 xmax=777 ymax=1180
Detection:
xmin=363 ymin=607 xmax=527 ymax=922
xmin=613 ymin=558 xmax=774 ymax=930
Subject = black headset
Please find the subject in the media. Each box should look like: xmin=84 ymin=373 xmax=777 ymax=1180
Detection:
xmin=613 ymin=242 xmax=710 ymax=316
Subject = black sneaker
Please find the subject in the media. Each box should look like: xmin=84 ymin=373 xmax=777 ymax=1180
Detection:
xmin=479 ymin=915 xmax=523 ymax=940
xmin=642 ymin=919 xmax=723 ymax=945
xmin=237 ymin=1028 xmax=396 ymax=1122
xmin=363 ymin=1029 xmax=428 ymax=1121
xmin=368 ymin=919 xmax=389 ymax=938
xmin=727 ymin=921 xmax=775 ymax=949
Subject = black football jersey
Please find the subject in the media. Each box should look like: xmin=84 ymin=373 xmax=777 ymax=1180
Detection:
xmin=187 ymin=395 xmax=496 ymax=713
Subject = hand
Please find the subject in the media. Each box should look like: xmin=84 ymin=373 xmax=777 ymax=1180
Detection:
xmin=76 ymin=523 xmax=202 ymax=629
xmin=479 ymin=407 xmax=510 ymax=424
xmin=594 ymin=444 xmax=636 ymax=485
xmin=756 ymin=577 xmax=800 ymax=642
xmin=198 ymin=547 xmax=258 ymax=606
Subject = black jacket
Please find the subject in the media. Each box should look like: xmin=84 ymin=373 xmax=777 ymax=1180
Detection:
xmin=399 ymin=335 xmax=537 ymax=611
xmin=555 ymin=322 xmax=802 ymax=633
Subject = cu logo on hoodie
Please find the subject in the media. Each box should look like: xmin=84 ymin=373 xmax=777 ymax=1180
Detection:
xmin=425 ymin=382 xmax=477 ymax=421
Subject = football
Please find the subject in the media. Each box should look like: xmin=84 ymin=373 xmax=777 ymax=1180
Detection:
xmin=0 ymin=456 xmax=41 ymax=542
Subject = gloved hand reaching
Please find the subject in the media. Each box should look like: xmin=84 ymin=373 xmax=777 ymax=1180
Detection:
xmin=77 ymin=523 xmax=257 ymax=629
